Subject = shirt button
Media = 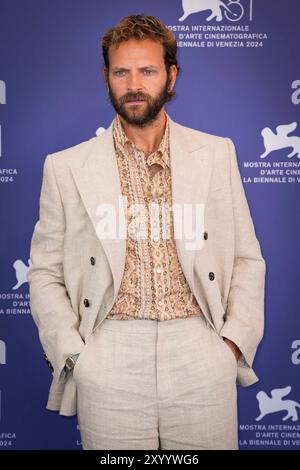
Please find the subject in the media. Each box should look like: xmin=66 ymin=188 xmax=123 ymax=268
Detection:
xmin=209 ymin=272 xmax=215 ymax=281
xmin=83 ymin=298 xmax=90 ymax=307
xmin=158 ymin=300 xmax=163 ymax=306
xmin=156 ymin=266 xmax=162 ymax=273
xmin=90 ymin=256 xmax=96 ymax=265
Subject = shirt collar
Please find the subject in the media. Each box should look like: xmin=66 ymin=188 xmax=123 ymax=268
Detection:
xmin=113 ymin=111 xmax=170 ymax=168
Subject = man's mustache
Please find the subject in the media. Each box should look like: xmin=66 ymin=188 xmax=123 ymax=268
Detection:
xmin=121 ymin=95 xmax=149 ymax=103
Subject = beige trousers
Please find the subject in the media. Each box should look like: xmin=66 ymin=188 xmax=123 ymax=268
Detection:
xmin=73 ymin=315 xmax=239 ymax=450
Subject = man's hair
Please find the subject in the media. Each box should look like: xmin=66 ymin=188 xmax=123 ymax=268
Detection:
xmin=101 ymin=14 xmax=181 ymax=80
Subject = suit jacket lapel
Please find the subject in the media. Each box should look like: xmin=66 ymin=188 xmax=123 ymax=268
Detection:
xmin=70 ymin=115 xmax=213 ymax=307
xmin=169 ymin=118 xmax=212 ymax=296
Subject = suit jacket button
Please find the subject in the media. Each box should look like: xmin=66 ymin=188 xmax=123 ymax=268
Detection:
xmin=209 ymin=272 xmax=215 ymax=281
xmin=204 ymin=231 xmax=208 ymax=240
xmin=83 ymin=298 xmax=90 ymax=307
xmin=90 ymin=256 xmax=96 ymax=265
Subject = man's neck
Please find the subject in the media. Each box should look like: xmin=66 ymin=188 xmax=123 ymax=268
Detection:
xmin=118 ymin=108 xmax=167 ymax=155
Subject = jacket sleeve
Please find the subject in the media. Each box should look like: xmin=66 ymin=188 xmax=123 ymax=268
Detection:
xmin=219 ymin=138 xmax=266 ymax=369
xmin=27 ymin=154 xmax=85 ymax=383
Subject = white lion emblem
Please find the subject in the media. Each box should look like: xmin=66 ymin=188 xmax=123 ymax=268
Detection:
xmin=179 ymin=0 xmax=240 ymax=22
xmin=256 ymin=386 xmax=300 ymax=422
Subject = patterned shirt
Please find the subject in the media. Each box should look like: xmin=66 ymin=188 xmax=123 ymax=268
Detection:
xmin=105 ymin=111 xmax=204 ymax=321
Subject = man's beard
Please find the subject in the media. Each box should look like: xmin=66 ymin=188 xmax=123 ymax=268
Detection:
xmin=107 ymin=73 xmax=173 ymax=128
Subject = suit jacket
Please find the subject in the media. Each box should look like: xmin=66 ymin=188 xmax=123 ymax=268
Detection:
xmin=27 ymin=115 xmax=266 ymax=416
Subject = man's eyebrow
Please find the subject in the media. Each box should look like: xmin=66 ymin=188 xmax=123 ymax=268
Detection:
xmin=112 ymin=66 xmax=159 ymax=71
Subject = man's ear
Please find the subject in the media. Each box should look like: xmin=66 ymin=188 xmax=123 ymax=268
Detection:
xmin=169 ymin=64 xmax=178 ymax=90
xmin=166 ymin=64 xmax=177 ymax=94
xmin=103 ymin=66 xmax=109 ymax=89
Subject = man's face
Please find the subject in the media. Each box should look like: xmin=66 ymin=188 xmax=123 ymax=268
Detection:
xmin=104 ymin=38 xmax=176 ymax=127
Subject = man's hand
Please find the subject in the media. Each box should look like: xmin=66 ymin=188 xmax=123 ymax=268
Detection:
xmin=222 ymin=337 xmax=241 ymax=362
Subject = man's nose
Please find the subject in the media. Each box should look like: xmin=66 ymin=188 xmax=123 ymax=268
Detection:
xmin=126 ymin=71 xmax=143 ymax=91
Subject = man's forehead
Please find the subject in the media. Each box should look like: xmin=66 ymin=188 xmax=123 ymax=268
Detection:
xmin=108 ymin=38 xmax=164 ymax=61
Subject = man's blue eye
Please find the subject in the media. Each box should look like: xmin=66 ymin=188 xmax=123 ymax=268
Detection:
xmin=114 ymin=70 xmax=154 ymax=76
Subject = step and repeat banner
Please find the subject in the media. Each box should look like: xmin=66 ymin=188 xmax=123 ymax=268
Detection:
xmin=0 ymin=0 xmax=299 ymax=450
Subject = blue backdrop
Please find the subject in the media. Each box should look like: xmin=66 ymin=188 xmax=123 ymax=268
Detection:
xmin=0 ymin=0 xmax=300 ymax=450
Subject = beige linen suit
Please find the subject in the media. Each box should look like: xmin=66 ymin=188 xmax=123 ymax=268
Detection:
xmin=27 ymin=115 xmax=266 ymax=419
